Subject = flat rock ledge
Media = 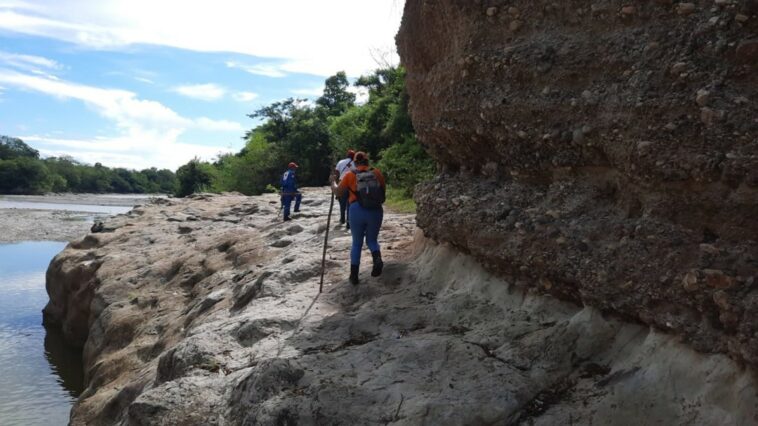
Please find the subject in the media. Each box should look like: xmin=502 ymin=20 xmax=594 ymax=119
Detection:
xmin=45 ymin=189 xmax=757 ymax=425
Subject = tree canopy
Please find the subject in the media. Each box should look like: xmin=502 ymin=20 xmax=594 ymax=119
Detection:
xmin=199 ymin=66 xmax=434 ymax=198
xmin=0 ymin=138 xmax=178 ymax=195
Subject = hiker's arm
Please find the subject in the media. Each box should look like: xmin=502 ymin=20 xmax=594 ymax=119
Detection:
xmin=331 ymin=180 xmax=344 ymax=197
xmin=332 ymin=174 xmax=350 ymax=197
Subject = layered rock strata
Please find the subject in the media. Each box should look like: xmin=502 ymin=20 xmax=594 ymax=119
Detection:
xmin=398 ymin=0 xmax=758 ymax=365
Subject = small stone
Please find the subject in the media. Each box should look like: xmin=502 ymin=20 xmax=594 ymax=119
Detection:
xmin=509 ymin=20 xmax=523 ymax=31
xmin=621 ymin=6 xmax=636 ymax=15
xmin=572 ymin=129 xmax=585 ymax=144
xmin=695 ymin=89 xmax=710 ymax=106
xmin=713 ymin=290 xmax=730 ymax=310
xmin=486 ymin=7 xmax=498 ymax=16
xmin=517 ymin=130 xmax=528 ymax=139
xmin=700 ymin=107 xmax=720 ymax=126
xmin=677 ymin=3 xmax=696 ymax=15
xmin=508 ymin=6 xmax=520 ymax=16
xmin=699 ymin=243 xmax=720 ymax=255
xmin=704 ymin=269 xmax=734 ymax=289
xmin=670 ymin=62 xmax=687 ymax=74
xmin=735 ymin=14 xmax=749 ymax=23
xmin=682 ymin=271 xmax=699 ymax=291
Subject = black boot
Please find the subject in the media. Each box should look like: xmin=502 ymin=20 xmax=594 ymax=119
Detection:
xmin=371 ymin=251 xmax=384 ymax=277
xmin=349 ymin=265 xmax=360 ymax=285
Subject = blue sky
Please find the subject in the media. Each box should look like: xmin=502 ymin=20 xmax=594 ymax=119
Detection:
xmin=0 ymin=1 xmax=403 ymax=170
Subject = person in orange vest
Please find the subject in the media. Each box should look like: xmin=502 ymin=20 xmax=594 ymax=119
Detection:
xmin=330 ymin=151 xmax=386 ymax=285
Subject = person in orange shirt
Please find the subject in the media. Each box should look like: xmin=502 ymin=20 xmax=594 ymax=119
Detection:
xmin=330 ymin=151 xmax=386 ymax=285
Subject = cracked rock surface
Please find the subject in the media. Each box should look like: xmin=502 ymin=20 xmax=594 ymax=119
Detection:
xmin=44 ymin=189 xmax=757 ymax=424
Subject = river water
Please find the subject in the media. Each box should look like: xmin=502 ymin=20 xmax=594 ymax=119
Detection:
xmin=0 ymin=241 xmax=83 ymax=425
xmin=0 ymin=196 xmax=146 ymax=425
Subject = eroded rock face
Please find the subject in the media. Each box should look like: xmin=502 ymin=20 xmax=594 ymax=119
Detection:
xmin=46 ymin=191 xmax=758 ymax=424
xmin=397 ymin=1 xmax=758 ymax=365
xmin=43 ymin=190 xmax=418 ymax=425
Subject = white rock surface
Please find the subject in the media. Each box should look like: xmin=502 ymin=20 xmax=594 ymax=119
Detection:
xmin=44 ymin=189 xmax=757 ymax=425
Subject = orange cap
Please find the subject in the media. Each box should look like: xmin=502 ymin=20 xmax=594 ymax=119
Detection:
xmin=288 ymin=162 xmax=298 ymax=168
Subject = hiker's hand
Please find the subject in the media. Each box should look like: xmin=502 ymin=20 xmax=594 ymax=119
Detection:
xmin=329 ymin=174 xmax=336 ymax=184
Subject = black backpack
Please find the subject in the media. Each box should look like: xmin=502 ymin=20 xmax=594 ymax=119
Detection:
xmin=353 ymin=169 xmax=385 ymax=209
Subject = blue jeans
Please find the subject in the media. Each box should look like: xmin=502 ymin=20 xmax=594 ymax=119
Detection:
xmin=348 ymin=202 xmax=383 ymax=266
xmin=281 ymin=193 xmax=302 ymax=219
xmin=338 ymin=191 xmax=350 ymax=223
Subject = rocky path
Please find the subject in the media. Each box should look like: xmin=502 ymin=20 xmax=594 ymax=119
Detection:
xmin=44 ymin=189 xmax=757 ymax=425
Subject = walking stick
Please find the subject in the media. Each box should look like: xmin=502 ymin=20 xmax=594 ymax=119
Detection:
xmin=319 ymin=191 xmax=336 ymax=293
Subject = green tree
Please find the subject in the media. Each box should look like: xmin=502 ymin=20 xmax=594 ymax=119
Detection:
xmin=250 ymin=98 xmax=331 ymax=186
xmin=199 ymin=66 xmax=433 ymax=200
xmin=376 ymin=135 xmax=435 ymax=196
xmin=176 ymin=158 xmax=214 ymax=197
xmin=316 ymin=71 xmax=356 ymax=116
xmin=214 ymin=130 xmax=281 ymax=195
xmin=0 ymin=136 xmax=40 ymax=159
xmin=0 ymin=157 xmax=52 ymax=194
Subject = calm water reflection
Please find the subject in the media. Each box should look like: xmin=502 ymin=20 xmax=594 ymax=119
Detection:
xmin=0 ymin=241 xmax=83 ymax=425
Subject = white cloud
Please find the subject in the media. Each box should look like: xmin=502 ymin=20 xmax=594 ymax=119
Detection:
xmin=172 ymin=83 xmax=226 ymax=101
xmin=0 ymin=1 xmax=403 ymax=77
xmin=0 ymin=50 xmax=61 ymax=77
xmin=0 ymin=69 xmax=242 ymax=169
xmin=232 ymin=91 xmax=259 ymax=103
xmin=225 ymin=61 xmax=288 ymax=78
xmin=193 ymin=117 xmax=243 ymax=132
xmin=29 ymin=135 xmax=233 ymax=170
xmin=134 ymin=76 xmax=153 ymax=84
xmin=291 ymin=86 xmax=323 ymax=97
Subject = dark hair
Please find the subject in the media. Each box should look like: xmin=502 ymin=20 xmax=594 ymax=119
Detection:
xmin=354 ymin=151 xmax=369 ymax=165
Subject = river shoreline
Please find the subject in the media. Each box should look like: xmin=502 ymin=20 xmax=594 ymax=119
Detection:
xmin=0 ymin=194 xmax=156 ymax=243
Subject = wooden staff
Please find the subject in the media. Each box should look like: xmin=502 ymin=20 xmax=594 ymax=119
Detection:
xmin=319 ymin=192 xmax=335 ymax=293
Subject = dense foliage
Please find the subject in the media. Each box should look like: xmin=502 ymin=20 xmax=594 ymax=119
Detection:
xmin=0 ymin=136 xmax=177 ymax=194
xmin=198 ymin=66 xmax=434 ymax=199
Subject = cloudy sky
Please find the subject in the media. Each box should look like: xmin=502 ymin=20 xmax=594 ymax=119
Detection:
xmin=0 ymin=1 xmax=404 ymax=170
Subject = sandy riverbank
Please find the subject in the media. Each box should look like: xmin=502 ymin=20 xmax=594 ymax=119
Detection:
xmin=0 ymin=194 xmax=156 ymax=243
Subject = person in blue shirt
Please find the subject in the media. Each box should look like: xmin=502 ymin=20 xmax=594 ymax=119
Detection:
xmin=281 ymin=162 xmax=302 ymax=221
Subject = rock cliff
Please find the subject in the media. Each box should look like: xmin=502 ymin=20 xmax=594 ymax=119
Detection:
xmin=397 ymin=0 xmax=758 ymax=366
xmin=44 ymin=190 xmax=758 ymax=425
